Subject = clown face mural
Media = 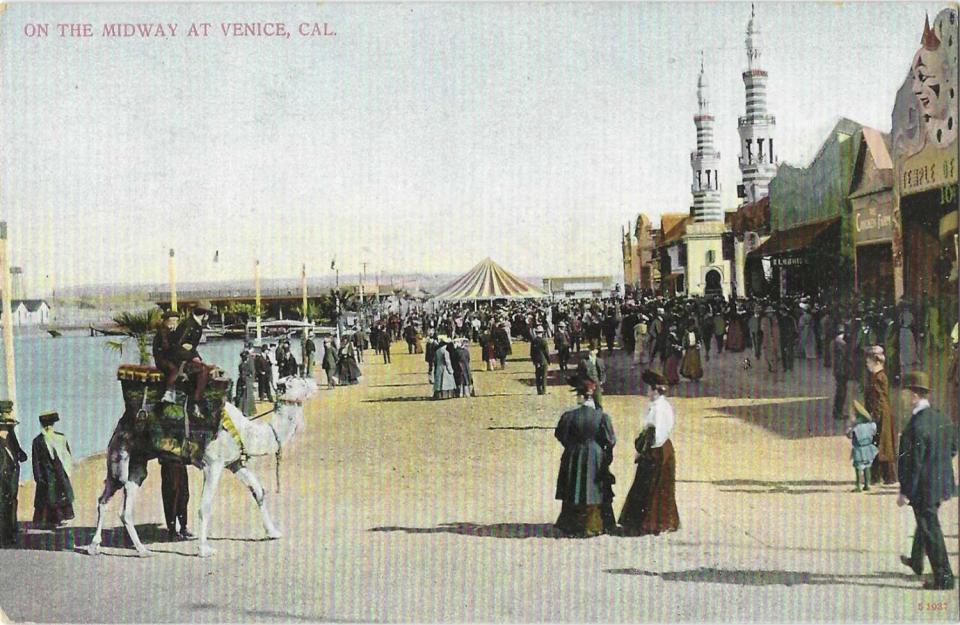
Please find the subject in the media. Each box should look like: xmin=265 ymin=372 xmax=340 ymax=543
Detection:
xmin=910 ymin=11 xmax=957 ymax=149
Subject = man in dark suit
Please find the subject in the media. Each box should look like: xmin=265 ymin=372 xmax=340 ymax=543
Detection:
xmin=530 ymin=326 xmax=550 ymax=395
xmin=165 ymin=300 xmax=216 ymax=411
xmin=576 ymin=347 xmax=607 ymax=409
xmin=897 ymin=370 xmax=957 ymax=591
xmin=379 ymin=327 xmax=392 ymax=364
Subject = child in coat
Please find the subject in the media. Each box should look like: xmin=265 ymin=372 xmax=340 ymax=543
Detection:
xmin=847 ymin=400 xmax=879 ymax=491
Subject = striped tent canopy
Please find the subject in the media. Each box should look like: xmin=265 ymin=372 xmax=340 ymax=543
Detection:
xmin=432 ymin=258 xmax=546 ymax=301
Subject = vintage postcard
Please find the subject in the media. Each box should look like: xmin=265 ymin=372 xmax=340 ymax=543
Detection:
xmin=0 ymin=1 xmax=957 ymax=623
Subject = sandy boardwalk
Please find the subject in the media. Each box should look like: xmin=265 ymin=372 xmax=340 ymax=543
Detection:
xmin=0 ymin=341 xmax=957 ymax=623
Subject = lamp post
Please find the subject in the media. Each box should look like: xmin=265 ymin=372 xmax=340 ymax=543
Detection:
xmin=168 ymin=248 xmax=177 ymax=313
xmin=255 ymin=259 xmax=262 ymax=345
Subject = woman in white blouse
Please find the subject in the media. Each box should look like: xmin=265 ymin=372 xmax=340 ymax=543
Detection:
xmin=618 ymin=369 xmax=680 ymax=536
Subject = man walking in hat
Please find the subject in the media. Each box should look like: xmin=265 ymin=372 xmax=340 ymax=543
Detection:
xmin=897 ymin=371 xmax=957 ymax=591
xmin=160 ymin=459 xmax=192 ymax=541
xmin=31 ymin=411 xmax=75 ymax=527
xmin=0 ymin=404 xmax=26 ymax=546
xmin=531 ymin=326 xmax=551 ymax=395
xmin=576 ymin=347 xmax=607 ymax=409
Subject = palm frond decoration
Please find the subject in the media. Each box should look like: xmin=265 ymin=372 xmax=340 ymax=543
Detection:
xmin=110 ymin=308 xmax=162 ymax=365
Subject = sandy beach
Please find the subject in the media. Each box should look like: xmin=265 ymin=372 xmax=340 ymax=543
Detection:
xmin=0 ymin=341 xmax=957 ymax=623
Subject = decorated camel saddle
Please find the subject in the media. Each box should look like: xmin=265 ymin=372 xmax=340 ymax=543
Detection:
xmin=116 ymin=364 xmax=234 ymax=465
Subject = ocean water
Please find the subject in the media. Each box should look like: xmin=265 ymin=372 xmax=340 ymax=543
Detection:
xmin=0 ymin=333 xmax=279 ymax=480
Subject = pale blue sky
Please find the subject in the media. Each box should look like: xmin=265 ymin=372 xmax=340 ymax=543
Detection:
xmin=0 ymin=1 xmax=947 ymax=290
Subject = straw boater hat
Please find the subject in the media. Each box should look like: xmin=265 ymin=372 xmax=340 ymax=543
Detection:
xmin=161 ymin=310 xmax=180 ymax=321
xmin=852 ymin=399 xmax=872 ymax=421
xmin=38 ymin=411 xmax=59 ymax=426
xmin=903 ymin=371 xmax=930 ymax=393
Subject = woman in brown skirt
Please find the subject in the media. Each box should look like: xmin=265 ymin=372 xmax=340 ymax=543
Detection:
xmin=864 ymin=346 xmax=897 ymax=484
xmin=619 ymin=369 xmax=680 ymax=535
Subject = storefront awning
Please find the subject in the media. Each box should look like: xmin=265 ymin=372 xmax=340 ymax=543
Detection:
xmin=748 ymin=217 xmax=840 ymax=257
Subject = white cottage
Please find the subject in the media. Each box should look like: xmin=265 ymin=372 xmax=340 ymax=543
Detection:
xmin=6 ymin=299 xmax=51 ymax=326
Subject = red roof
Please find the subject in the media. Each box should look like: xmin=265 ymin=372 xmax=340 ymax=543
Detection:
xmin=748 ymin=216 xmax=840 ymax=257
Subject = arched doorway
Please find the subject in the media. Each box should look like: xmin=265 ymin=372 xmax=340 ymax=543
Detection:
xmin=704 ymin=269 xmax=722 ymax=296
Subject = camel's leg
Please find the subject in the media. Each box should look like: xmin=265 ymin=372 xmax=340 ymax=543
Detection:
xmin=197 ymin=461 xmax=224 ymax=557
xmin=119 ymin=482 xmax=152 ymax=557
xmin=86 ymin=479 xmax=120 ymax=555
xmin=233 ymin=466 xmax=281 ymax=539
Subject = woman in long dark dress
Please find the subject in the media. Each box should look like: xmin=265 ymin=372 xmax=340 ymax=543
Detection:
xmin=554 ymin=379 xmax=616 ymax=537
xmin=725 ymin=305 xmax=747 ymax=352
xmin=679 ymin=318 xmax=703 ymax=381
xmin=336 ymin=339 xmax=361 ymax=385
xmin=619 ymin=370 xmax=680 ymax=536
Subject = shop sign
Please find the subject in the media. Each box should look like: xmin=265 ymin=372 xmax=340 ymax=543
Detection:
xmin=770 ymin=256 xmax=806 ymax=267
xmin=899 ymin=147 xmax=958 ymax=196
xmin=854 ymin=200 xmax=894 ymax=244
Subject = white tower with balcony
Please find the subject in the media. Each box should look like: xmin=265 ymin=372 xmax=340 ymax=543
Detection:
xmin=690 ymin=53 xmax=723 ymax=223
xmin=682 ymin=52 xmax=730 ymax=297
xmin=738 ymin=4 xmax=777 ymax=204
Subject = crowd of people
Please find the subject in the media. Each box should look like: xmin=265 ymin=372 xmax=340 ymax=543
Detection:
xmin=0 ymin=288 xmax=955 ymax=590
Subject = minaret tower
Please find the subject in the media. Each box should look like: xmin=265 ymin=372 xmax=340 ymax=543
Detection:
xmin=738 ymin=3 xmax=777 ymax=204
xmin=690 ymin=52 xmax=723 ymax=222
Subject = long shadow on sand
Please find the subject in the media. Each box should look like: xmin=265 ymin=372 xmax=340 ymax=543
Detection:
xmin=604 ymin=567 xmax=918 ymax=590
xmin=711 ymin=397 xmax=844 ymax=439
xmin=9 ymin=521 xmax=167 ymax=553
xmin=678 ymin=478 xmax=852 ymax=488
xmin=363 ymin=393 xmax=525 ymax=403
xmin=370 ymin=522 xmax=563 ymax=538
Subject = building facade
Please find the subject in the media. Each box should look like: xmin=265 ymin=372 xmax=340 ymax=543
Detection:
xmin=542 ymin=275 xmax=615 ymax=300
xmin=621 ymin=214 xmax=659 ymax=294
xmin=748 ymin=118 xmax=861 ymax=301
xmin=890 ymin=8 xmax=958 ymax=343
xmin=848 ymin=127 xmax=897 ymax=303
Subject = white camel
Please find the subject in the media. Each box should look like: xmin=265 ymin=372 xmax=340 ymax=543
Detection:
xmin=85 ymin=375 xmax=318 ymax=558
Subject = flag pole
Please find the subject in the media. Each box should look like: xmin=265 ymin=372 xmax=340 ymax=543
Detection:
xmin=0 ymin=223 xmax=17 ymax=416
xmin=255 ymin=259 xmax=262 ymax=346
xmin=301 ymin=263 xmax=309 ymax=354
xmin=168 ymin=248 xmax=177 ymax=312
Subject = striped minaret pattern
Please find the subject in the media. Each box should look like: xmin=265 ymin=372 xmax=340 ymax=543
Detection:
xmin=738 ymin=4 xmax=777 ymax=204
xmin=690 ymin=52 xmax=722 ymax=222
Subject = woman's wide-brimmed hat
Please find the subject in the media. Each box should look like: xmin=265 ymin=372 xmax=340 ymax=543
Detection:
xmin=641 ymin=369 xmax=667 ymax=387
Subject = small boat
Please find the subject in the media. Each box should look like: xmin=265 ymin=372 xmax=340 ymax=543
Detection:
xmin=47 ymin=329 xmax=62 ymax=338
xmin=89 ymin=324 xmax=127 ymax=337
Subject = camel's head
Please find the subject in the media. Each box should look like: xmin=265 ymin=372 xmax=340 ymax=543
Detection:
xmin=275 ymin=376 xmax=319 ymax=404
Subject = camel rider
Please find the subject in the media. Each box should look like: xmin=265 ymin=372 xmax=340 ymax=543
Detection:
xmin=153 ymin=310 xmax=180 ymax=395
xmin=164 ymin=300 xmax=217 ymax=416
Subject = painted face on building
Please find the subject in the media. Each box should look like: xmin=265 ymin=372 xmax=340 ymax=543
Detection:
xmin=909 ymin=12 xmax=958 ymax=149
xmin=912 ymin=47 xmax=949 ymax=120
